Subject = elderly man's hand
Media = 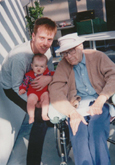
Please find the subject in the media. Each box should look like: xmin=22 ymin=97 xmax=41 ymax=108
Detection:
xmin=87 ymin=95 xmax=107 ymax=116
xmin=69 ymin=111 xmax=88 ymax=136
xmin=31 ymin=75 xmax=52 ymax=91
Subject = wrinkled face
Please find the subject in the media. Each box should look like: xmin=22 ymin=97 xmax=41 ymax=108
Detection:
xmin=31 ymin=57 xmax=47 ymax=75
xmin=62 ymin=44 xmax=83 ymax=65
xmin=32 ymin=26 xmax=55 ymax=54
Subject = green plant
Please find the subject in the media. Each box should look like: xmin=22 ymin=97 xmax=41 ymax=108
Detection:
xmin=25 ymin=1 xmax=44 ymax=35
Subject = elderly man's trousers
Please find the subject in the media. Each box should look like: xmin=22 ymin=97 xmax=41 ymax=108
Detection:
xmin=68 ymin=103 xmax=111 ymax=165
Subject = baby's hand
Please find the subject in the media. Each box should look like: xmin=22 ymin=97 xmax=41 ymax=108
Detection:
xmin=19 ymin=89 xmax=26 ymax=95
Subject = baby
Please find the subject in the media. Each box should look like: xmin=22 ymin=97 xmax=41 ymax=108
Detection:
xmin=19 ymin=54 xmax=54 ymax=124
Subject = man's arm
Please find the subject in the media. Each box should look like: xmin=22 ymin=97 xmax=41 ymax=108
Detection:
xmin=11 ymin=58 xmax=27 ymax=101
xmin=31 ymin=75 xmax=53 ymax=91
xmin=49 ymin=59 xmax=88 ymax=135
xmin=98 ymin=53 xmax=115 ymax=97
xmin=88 ymin=53 xmax=115 ymax=115
xmin=49 ymin=59 xmax=77 ymax=116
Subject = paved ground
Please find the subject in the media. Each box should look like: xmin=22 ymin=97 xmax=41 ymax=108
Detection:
xmin=41 ymin=124 xmax=115 ymax=165
xmin=8 ymin=119 xmax=115 ymax=165
xmin=41 ymin=126 xmax=75 ymax=165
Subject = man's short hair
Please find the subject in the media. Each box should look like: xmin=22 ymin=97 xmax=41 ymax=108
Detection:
xmin=33 ymin=17 xmax=57 ymax=34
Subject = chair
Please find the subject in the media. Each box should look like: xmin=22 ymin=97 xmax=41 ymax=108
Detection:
xmin=50 ymin=52 xmax=115 ymax=165
xmin=49 ymin=92 xmax=115 ymax=165
xmin=51 ymin=112 xmax=115 ymax=165
xmin=54 ymin=118 xmax=71 ymax=165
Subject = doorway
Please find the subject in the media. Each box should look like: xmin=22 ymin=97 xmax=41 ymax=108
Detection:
xmin=105 ymin=0 xmax=115 ymax=31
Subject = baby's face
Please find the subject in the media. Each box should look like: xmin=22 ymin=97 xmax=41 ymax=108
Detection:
xmin=31 ymin=57 xmax=47 ymax=75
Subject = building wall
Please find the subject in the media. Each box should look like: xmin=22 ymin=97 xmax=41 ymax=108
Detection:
xmin=22 ymin=0 xmax=106 ymax=24
xmin=40 ymin=0 xmax=70 ymax=22
xmin=76 ymin=0 xmax=87 ymax=12
xmin=67 ymin=0 xmax=77 ymax=18
xmin=0 ymin=0 xmax=30 ymax=69
xmin=87 ymin=0 xmax=104 ymax=20
xmin=0 ymin=1 xmax=29 ymax=164
xmin=105 ymin=0 xmax=115 ymax=30
xmin=68 ymin=0 xmax=106 ymax=21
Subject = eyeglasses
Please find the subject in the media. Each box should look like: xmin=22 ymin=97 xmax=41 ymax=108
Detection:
xmin=60 ymin=47 xmax=76 ymax=57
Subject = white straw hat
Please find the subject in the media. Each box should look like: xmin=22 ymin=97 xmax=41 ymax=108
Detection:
xmin=55 ymin=33 xmax=86 ymax=53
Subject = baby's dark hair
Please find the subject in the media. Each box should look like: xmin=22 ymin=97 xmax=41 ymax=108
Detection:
xmin=32 ymin=53 xmax=48 ymax=64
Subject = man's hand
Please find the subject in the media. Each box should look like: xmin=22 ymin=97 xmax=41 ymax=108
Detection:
xmin=31 ymin=75 xmax=52 ymax=91
xmin=69 ymin=110 xmax=88 ymax=136
xmin=87 ymin=95 xmax=107 ymax=116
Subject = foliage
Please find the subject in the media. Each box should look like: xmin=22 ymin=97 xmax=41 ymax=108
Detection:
xmin=25 ymin=1 xmax=44 ymax=35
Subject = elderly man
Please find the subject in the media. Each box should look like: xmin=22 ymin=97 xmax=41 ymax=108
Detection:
xmin=49 ymin=33 xmax=115 ymax=165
